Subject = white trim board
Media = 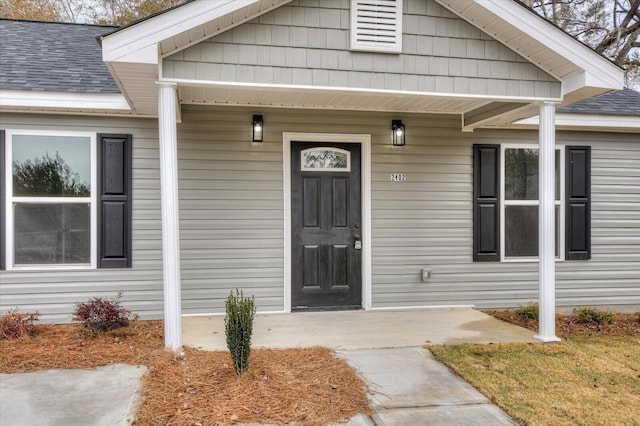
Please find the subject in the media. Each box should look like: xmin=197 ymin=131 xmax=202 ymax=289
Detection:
xmin=513 ymin=113 xmax=640 ymax=133
xmin=283 ymin=132 xmax=372 ymax=312
xmin=0 ymin=90 xmax=131 ymax=114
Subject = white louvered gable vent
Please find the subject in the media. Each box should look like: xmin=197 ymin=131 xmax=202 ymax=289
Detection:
xmin=351 ymin=0 xmax=402 ymax=53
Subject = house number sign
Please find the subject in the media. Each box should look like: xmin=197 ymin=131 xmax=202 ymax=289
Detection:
xmin=390 ymin=173 xmax=407 ymax=182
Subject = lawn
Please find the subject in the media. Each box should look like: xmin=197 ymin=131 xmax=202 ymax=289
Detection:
xmin=430 ymin=312 xmax=640 ymax=426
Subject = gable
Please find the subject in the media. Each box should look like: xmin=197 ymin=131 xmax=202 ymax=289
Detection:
xmin=163 ymin=0 xmax=561 ymax=101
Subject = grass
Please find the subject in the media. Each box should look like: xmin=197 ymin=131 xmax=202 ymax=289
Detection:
xmin=430 ymin=315 xmax=640 ymax=425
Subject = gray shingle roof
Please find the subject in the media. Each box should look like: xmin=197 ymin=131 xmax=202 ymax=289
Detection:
xmin=0 ymin=19 xmax=120 ymax=93
xmin=559 ymin=88 xmax=640 ymax=116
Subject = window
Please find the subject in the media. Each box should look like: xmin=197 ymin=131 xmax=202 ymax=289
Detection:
xmin=1 ymin=131 xmax=132 ymax=270
xmin=473 ymin=144 xmax=591 ymax=263
xmin=501 ymin=145 xmax=563 ymax=261
xmin=6 ymin=130 xmax=96 ymax=269
xmin=301 ymin=148 xmax=351 ymax=171
xmin=350 ymin=0 xmax=403 ymax=53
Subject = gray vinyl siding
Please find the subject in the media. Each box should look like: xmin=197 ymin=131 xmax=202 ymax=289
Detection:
xmin=2 ymin=108 xmax=638 ymax=321
xmin=175 ymin=105 xmax=639 ymax=313
xmin=163 ymin=0 xmax=561 ymax=99
xmin=0 ymin=113 xmax=164 ymax=322
xmin=176 ymin=109 xmax=285 ymax=313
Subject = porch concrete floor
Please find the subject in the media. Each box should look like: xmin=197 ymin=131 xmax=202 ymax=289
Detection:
xmin=182 ymin=307 xmax=536 ymax=351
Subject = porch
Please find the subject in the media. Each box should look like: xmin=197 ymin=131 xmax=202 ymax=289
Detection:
xmin=182 ymin=307 xmax=536 ymax=351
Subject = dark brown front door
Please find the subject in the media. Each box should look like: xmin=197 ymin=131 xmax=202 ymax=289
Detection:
xmin=291 ymin=142 xmax=362 ymax=310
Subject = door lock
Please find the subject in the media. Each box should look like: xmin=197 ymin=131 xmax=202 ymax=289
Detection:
xmin=354 ymin=234 xmax=362 ymax=250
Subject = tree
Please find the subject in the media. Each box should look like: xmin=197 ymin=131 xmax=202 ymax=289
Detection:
xmin=13 ymin=152 xmax=90 ymax=197
xmin=0 ymin=0 xmax=60 ymax=21
xmin=89 ymin=0 xmax=186 ymax=26
xmin=519 ymin=0 xmax=640 ymax=88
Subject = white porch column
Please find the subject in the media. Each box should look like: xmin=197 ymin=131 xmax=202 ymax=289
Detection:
xmin=535 ymin=101 xmax=561 ymax=343
xmin=157 ymin=82 xmax=183 ymax=350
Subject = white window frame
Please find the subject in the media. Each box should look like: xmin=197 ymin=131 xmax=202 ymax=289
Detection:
xmin=500 ymin=144 xmax=565 ymax=262
xmin=5 ymin=129 xmax=97 ymax=270
xmin=350 ymin=0 xmax=403 ymax=53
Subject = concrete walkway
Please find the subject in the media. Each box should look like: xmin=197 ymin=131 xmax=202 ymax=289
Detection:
xmin=183 ymin=307 xmax=536 ymax=350
xmin=339 ymin=347 xmax=517 ymax=425
xmin=0 ymin=364 xmax=146 ymax=426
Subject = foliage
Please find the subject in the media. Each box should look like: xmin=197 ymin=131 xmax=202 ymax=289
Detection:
xmin=518 ymin=0 xmax=640 ymax=88
xmin=225 ymin=289 xmax=256 ymax=376
xmin=0 ymin=0 xmax=59 ymax=21
xmin=0 ymin=308 xmax=40 ymax=339
xmin=72 ymin=292 xmax=134 ymax=332
xmin=89 ymin=0 xmax=186 ymax=26
xmin=571 ymin=307 xmax=616 ymax=325
xmin=513 ymin=302 xmax=539 ymax=320
xmin=13 ymin=152 xmax=89 ymax=197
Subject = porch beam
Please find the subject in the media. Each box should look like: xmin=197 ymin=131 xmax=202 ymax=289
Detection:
xmin=535 ymin=101 xmax=561 ymax=343
xmin=157 ymin=81 xmax=183 ymax=350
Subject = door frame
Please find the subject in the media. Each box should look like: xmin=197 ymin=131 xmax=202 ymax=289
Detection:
xmin=283 ymin=132 xmax=372 ymax=312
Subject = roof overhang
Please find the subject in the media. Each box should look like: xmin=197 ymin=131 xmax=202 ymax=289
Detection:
xmin=434 ymin=0 xmax=624 ymax=104
xmin=510 ymin=113 xmax=640 ymax=133
xmin=0 ymin=90 xmax=135 ymax=116
xmin=101 ymin=0 xmax=292 ymax=115
xmin=100 ymin=0 xmax=625 ymax=127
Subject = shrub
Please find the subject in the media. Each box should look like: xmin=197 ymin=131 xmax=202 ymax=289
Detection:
xmin=572 ymin=307 xmax=616 ymax=325
xmin=514 ymin=303 xmax=539 ymax=321
xmin=72 ymin=292 xmax=134 ymax=332
xmin=225 ymin=289 xmax=256 ymax=376
xmin=0 ymin=309 xmax=40 ymax=339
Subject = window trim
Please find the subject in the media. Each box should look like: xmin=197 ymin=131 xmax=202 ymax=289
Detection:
xmin=4 ymin=129 xmax=97 ymax=271
xmin=499 ymin=144 xmax=565 ymax=262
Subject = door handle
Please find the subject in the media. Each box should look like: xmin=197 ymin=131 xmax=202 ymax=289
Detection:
xmin=354 ymin=234 xmax=361 ymax=241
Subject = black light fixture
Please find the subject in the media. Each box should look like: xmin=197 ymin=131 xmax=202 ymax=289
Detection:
xmin=392 ymin=119 xmax=405 ymax=146
xmin=252 ymin=114 xmax=263 ymax=142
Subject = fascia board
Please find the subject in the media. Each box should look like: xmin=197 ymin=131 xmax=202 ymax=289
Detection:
xmin=102 ymin=0 xmax=287 ymax=64
xmin=514 ymin=113 xmax=640 ymax=131
xmin=0 ymin=90 xmax=131 ymax=112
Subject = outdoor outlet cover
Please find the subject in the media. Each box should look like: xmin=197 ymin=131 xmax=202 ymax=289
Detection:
xmin=421 ymin=268 xmax=432 ymax=281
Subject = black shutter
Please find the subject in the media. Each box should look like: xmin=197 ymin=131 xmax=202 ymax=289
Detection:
xmin=473 ymin=144 xmax=500 ymax=261
xmin=0 ymin=130 xmax=5 ymax=270
xmin=566 ymin=146 xmax=591 ymax=260
xmin=97 ymin=134 xmax=132 ymax=268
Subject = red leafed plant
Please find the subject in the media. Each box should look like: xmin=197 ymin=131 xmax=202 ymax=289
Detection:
xmin=72 ymin=292 xmax=135 ymax=332
xmin=0 ymin=308 xmax=40 ymax=339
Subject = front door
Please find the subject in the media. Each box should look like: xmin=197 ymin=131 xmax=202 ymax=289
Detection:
xmin=291 ymin=142 xmax=362 ymax=310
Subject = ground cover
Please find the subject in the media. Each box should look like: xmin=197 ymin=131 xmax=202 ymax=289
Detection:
xmin=430 ymin=311 xmax=640 ymax=426
xmin=0 ymin=320 xmax=370 ymax=425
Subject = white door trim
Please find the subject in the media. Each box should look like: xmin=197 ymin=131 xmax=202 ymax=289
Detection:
xmin=283 ymin=132 xmax=372 ymax=312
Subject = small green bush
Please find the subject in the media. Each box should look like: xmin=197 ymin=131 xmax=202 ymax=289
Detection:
xmin=572 ymin=307 xmax=616 ymax=325
xmin=225 ymin=289 xmax=256 ymax=376
xmin=514 ymin=303 xmax=539 ymax=321
xmin=0 ymin=309 xmax=40 ymax=339
xmin=72 ymin=291 xmax=134 ymax=332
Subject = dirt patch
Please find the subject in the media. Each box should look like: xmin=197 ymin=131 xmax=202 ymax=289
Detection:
xmin=0 ymin=321 xmax=370 ymax=425
xmin=484 ymin=310 xmax=640 ymax=338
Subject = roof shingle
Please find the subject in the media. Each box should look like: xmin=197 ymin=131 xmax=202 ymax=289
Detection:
xmin=0 ymin=19 xmax=120 ymax=93
xmin=558 ymin=88 xmax=640 ymax=116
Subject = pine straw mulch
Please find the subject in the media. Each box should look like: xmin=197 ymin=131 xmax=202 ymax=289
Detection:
xmin=484 ymin=310 xmax=640 ymax=338
xmin=0 ymin=320 xmax=370 ymax=425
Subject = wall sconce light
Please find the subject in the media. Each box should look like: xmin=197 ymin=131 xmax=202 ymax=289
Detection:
xmin=252 ymin=115 xmax=263 ymax=142
xmin=392 ymin=119 xmax=405 ymax=146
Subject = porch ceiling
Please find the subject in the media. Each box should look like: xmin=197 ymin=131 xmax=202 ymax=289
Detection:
xmin=175 ymin=81 xmax=532 ymax=118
